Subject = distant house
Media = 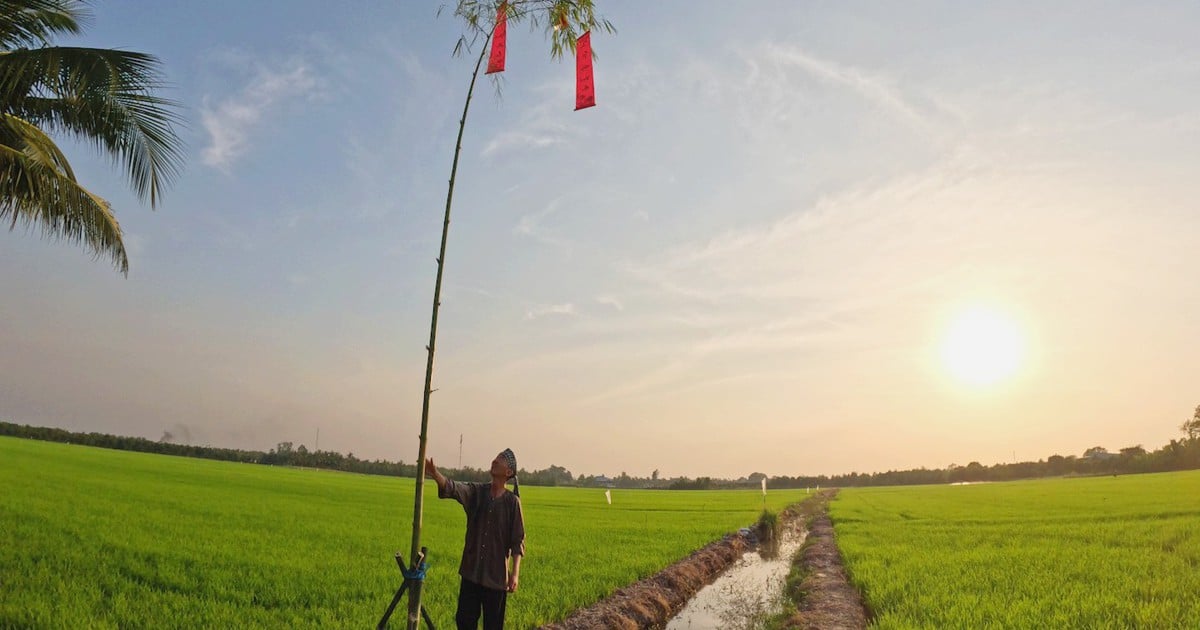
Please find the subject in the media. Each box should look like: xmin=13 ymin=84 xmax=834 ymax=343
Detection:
xmin=593 ymin=475 xmax=615 ymax=488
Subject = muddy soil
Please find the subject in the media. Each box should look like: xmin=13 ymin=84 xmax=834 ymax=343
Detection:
xmin=665 ymin=516 xmax=806 ymax=629
xmin=539 ymin=531 xmax=753 ymax=630
xmin=780 ymin=491 xmax=869 ymax=630
xmin=538 ymin=491 xmax=869 ymax=630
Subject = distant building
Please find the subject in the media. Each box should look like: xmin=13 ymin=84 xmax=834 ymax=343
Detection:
xmin=593 ymin=475 xmax=614 ymax=488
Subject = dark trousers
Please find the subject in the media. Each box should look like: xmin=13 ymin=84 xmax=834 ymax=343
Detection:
xmin=456 ymin=577 xmax=508 ymax=630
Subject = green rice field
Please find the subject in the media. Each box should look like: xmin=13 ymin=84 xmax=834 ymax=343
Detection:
xmin=0 ymin=436 xmax=803 ymax=628
xmin=832 ymin=472 xmax=1200 ymax=628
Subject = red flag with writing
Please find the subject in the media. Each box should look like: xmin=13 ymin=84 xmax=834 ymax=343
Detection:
xmin=575 ymin=31 xmax=595 ymax=110
xmin=486 ymin=4 xmax=506 ymax=74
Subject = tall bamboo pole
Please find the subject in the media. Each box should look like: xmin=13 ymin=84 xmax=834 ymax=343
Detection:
xmin=398 ymin=5 xmax=612 ymax=626
xmin=405 ymin=29 xmax=493 ymax=630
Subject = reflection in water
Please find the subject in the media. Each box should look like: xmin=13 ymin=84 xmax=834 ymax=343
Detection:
xmin=665 ymin=522 xmax=805 ymax=630
xmin=757 ymin=536 xmax=780 ymax=561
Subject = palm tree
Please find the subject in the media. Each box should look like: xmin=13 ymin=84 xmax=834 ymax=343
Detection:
xmin=1 ymin=0 xmax=185 ymax=275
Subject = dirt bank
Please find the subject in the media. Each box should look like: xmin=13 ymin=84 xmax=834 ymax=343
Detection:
xmin=540 ymin=495 xmax=829 ymax=630
xmin=539 ymin=531 xmax=752 ymax=630
xmin=538 ymin=492 xmax=868 ymax=629
xmin=779 ymin=490 xmax=869 ymax=629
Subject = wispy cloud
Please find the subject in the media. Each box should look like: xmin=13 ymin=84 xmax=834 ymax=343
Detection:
xmin=513 ymin=197 xmax=574 ymax=252
xmin=728 ymin=42 xmax=960 ymax=153
xmin=595 ymin=295 xmax=623 ymax=311
xmin=201 ymin=60 xmax=321 ymax=172
xmin=577 ymin=314 xmax=846 ymax=407
xmin=574 ymin=156 xmax=1004 ymax=404
xmin=482 ymin=130 xmax=565 ymax=156
xmin=525 ymin=303 xmax=577 ymax=320
xmin=479 ymin=81 xmax=581 ymax=158
xmin=764 ymin=44 xmax=927 ymax=125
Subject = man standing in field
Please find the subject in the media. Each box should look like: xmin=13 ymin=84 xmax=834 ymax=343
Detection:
xmin=425 ymin=449 xmax=525 ymax=630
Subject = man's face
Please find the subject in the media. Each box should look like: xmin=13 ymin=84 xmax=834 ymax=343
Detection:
xmin=491 ymin=453 xmax=512 ymax=478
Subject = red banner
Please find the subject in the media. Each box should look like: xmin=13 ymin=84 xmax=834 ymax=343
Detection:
xmin=575 ymin=31 xmax=595 ymax=110
xmin=486 ymin=4 xmax=506 ymax=74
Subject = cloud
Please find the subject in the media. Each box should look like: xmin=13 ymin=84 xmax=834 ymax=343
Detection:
xmin=525 ymin=303 xmax=577 ymax=320
xmin=573 ymin=157 xmax=995 ymax=404
xmin=577 ymin=328 xmax=824 ymax=407
xmin=201 ymin=61 xmax=321 ymax=171
xmin=762 ymin=44 xmax=932 ymax=128
xmin=513 ymin=198 xmax=574 ymax=252
xmin=623 ymin=151 xmax=991 ymax=305
xmin=479 ymin=81 xmax=580 ymax=158
xmin=482 ymin=130 xmax=565 ymax=156
xmin=595 ymin=295 xmax=623 ymax=311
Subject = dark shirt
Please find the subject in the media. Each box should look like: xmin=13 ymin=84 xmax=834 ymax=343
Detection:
xmin=438 ymin=479 xmax=525 ymax=592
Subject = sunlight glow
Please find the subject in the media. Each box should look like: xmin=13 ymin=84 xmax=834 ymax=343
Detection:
xmin=940 ymin=306 xmax=1024 ymax=386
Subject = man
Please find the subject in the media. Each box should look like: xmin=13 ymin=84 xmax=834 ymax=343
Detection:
xmin=425 ymin=449 xmax=525 ymax=630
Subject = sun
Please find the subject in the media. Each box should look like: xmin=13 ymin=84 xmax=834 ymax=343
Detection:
xmin=940 ymin=306 xmax=1024 ymax=386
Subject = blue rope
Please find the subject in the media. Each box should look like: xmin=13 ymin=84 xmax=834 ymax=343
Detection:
xmin=402 ymin=561 xmax=428 ymax=581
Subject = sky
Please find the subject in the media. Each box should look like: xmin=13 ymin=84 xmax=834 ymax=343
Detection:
xmin=2 ymin=1 xmax=1198 ymax=479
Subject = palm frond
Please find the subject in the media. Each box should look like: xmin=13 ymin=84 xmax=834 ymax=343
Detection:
xmin=0 ymin=111 xmax=75 ymax=179
xmin=0 ymin=0 xmax=84 ymax=49
xmin=0 ymin=46 xmax=186 ymax=207
xmin=0 ymin=143 xmax=127 ymax=273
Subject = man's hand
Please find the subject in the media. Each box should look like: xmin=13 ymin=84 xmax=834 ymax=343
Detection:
xmin=425 ymin=458 xmax=446 ymax=489
xmin=507 ymin=555 xmax=521 ymax=592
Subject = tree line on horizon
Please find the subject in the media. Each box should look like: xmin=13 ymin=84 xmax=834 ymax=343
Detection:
xmin=4 ymin=405 xmax=1199 ymax=489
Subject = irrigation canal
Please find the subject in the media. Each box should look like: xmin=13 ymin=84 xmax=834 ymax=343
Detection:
xmin=664 ymin=520 xmax=807 ymax=629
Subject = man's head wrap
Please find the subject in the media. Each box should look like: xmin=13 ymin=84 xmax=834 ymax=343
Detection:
xmin=501 ymin=448 xmax=519 ymax=497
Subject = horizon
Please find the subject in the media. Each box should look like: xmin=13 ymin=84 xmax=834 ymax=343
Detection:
xmin=1 ymin=419 xmax=1185 ymax=482
xmin=3 ymin=2 xmax=1198 ymax=479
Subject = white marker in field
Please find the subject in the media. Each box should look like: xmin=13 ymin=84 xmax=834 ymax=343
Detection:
xmin=604 ymin=489 xmax=611 ymax=505
xmin=761 ymin=478 xmax=766 ymax=496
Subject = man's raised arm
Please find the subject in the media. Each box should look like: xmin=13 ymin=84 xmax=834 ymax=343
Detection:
xmin=424 ymin=457 xmax=447 ymax=492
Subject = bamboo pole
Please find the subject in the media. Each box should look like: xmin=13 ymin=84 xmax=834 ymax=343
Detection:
xmin=405 ymin=29 xmax=494 ymax=630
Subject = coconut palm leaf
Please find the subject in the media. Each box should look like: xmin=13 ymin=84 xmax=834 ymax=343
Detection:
xmin=0 ymin=0 xmax=183 ymax=273
xmin=0 ymin=0 xmax=81 ymax=49
xmin=0 ymin=144 xmax=125 ymax=273
xmin=0 ymin=111 xmax=75 ymax=178
xmin=0 ymin=46 xmax=185 ymax=207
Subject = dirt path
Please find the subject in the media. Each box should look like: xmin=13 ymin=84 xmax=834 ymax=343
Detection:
xmin=779 ymin=490 xmax=869 ymax=629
